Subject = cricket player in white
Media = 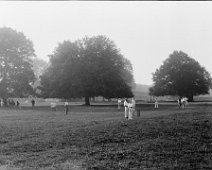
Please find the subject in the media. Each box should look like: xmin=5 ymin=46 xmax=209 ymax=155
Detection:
xmin=128 ymin=98 xmax=135 ymax=120
xmin=181 ymin=97 xmax=188 ymax=109
xmin=155 ymin=97 xmax=158 ymax=108
xmin=51 ymin=102 xmax=57 ymax=111
xmin=124 ymin=99 xmax=129 ymax=119
xmin=65 ymin=101 xmax=69 ymax=114
xmin=118 ymin=98 xmax=122 ymax=109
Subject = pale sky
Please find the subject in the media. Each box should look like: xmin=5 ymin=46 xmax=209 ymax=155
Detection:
xmin=0 ymin=1 xmax=212 ymax=85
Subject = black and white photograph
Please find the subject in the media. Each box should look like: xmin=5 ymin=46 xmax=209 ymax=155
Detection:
xmin=0 ymin=1 xmax=211 ymax=169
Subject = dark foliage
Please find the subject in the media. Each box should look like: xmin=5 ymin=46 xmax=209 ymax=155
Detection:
xmin=150 ymin=51 xmax=212 ymax=101
xmin=40 ymin=36 xmax=134 ymax=105
xmin=0 ymin=27 xmax=36 ymax=99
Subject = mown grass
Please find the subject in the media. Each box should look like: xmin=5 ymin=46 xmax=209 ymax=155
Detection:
xmin=0 ymin=104 xmax=211 ymax=169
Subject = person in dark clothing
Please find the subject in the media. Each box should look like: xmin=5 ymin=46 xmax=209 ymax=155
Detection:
xmin=178 ymin=97 xmax=182 ymax=108
xmin=31 ymin=99 xmax=35 ymax=109
xmin=17 ymin=100 xmax=20 ymax=109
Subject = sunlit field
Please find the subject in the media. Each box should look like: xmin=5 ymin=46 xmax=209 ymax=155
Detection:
xmin=0 ymin=103 xmax=211 ymax=170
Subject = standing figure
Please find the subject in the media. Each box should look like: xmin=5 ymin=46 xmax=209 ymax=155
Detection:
xmin=117 ymin=98 xmax=122 ymax=109
xmin=8 ymin=99 xmax=15 ymax=108
xmin=65 ymin=100 xmax=69 ymax=114
xmin=3 ymin=99 xmax=7 ymax=107
xmin=181 ymin=98 xmax=185 ymax=109
xmin=16 ymin=100 xmax=21 ymax=109
xmin=178 ymin=97 xmax=182 ymax=108
xmin=128 ymin=98 xmax=135 ymax=120
xmin=131 ymin=98 xmax=136 ymax=115
xmin=1 ymin=99 xmax=4 ymax=107
xmin=51 ymin=102 xmax=57 ymax=111
xmin=123 ymin=98 xmax=129 ymax=119
xmin=181 ymin=97 xmax=188 ymax=109
xmin=184 ymin=97 xmax=188 ymax=107
xmin=155 ymin=97 xmax=159 ymax=109
xmin=31 ymin=99 xmax=35 ymax=109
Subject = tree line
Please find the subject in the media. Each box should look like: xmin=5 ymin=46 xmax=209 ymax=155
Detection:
xmin=0 ymin=27 xmax=211 ymax=105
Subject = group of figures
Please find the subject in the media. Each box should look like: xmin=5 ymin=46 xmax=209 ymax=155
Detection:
xmin=0 ymin=98 xmax=20 ymax=108
xmin=178 ymin=97 xmax=188 ymax=109
xmin=50 ymin=100 xmax=69 ymax=114
xmin=0 ymin=98 xmax=35 ymax=109
xmin=154 ymin=97 xmax=188 ymax=109
xmin=118 ymin=98 xmax=136 ymax=120
xmin=118 ymin=96 xmax=188 ymax=120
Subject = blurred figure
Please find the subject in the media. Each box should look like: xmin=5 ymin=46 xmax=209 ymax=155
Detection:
xmin=128 ymin=98 xmax=135 ymax=120
xmin=0 ymin=99 xmax=2 ymax=108
xmin=65 ymin=100 xmax=69 ymax=114
xmin=8 ymin=99 xmax=15 ymax=108
xmin=178 ymin=97 xmax=182 ymax=108
xmin=2 ymin=99 xmax=6 ymax=107
xmin=117 ymin=98 xmax=122 ymax=109
xmin=181 ymin=97 xmax=188 ymax=109
xmin=16 ymin=100 xmax=21 ymax=109
xmin=123 ymin=98 xmax=129 ymax=119
xmin=31 ymin=99 xmax=35 ymax=109
xmin=155 ymin=97 xmax=158 ymax=109
xmin=50 ymin=102 xmax=57 ymax=111
xmin=131 ymin=97 xmax=136 ymax=114
xmin=181 ymin=98 xmax=185 ymax=108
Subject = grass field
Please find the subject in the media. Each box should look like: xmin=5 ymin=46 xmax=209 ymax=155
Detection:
xmin=0 ymin=103 xmax=211 ymax=170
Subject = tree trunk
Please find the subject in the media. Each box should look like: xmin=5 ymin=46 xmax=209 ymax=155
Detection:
xmin=85 ymin=96 xmax=90 ymax=106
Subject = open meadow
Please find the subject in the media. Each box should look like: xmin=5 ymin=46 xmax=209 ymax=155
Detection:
xmin=0 ymin=103 xmax=211 ymax=170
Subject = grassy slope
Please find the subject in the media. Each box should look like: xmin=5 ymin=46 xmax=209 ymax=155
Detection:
xmin=0 ymin=104 xmax=211 ymax=169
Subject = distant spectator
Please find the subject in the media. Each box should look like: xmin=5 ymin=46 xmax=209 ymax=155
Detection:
xmin=65 ymin=100 xmax=69 ymax=114
xmin=118 ymin=98 xmax=122 ymax=109
xmin=31 ymin=99 xmax=35 ymax=109
xmin=2 ymin=99 xmax=6 ymax=107
xmin=155 ymin=97 xmax=158 ymax=109
xmin=1 ymin=100 xmax=3 ymax=107
xmin=8 ymin=99 xmax=15 ymax=108
xmin=178 ymin=97 xmax=182 ymax=108
xmin=124 ymin=98 xmax=129 ymax=119
xmin=181 ymin=97 xmax=188 ymax=109
xmin=16 ymin=100 xmax=21 ymax=109
xmin=128 ymin=98 xmax=135 ymax=120
xmin=51 ymin=102 xmax=57 ymax=111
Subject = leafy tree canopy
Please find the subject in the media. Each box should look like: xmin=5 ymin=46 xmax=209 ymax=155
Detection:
xmin=0 ymin=27 xmax=36 ymax=99
xmin=40 ymin=35 xmax=134 ymax=105
xmin=149 ymin=51 xmax=212 ymax=101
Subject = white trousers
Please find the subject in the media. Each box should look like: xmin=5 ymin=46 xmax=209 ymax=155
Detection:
xmin=155 ymin=102 xmax=158 ymax=108
xmin=124 ymin=107 xmax=128 ymax=118
xmin=128 ymin=108 xmax=134 ymax=119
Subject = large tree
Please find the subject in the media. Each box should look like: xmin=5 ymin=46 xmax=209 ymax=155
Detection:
xmin=0 ymin=27 xmax=36 ymax=100
xmin=40 ymin=35 xmax=134 ymax=105
xmin=149 ymin=51 xmax=212 ymax=101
